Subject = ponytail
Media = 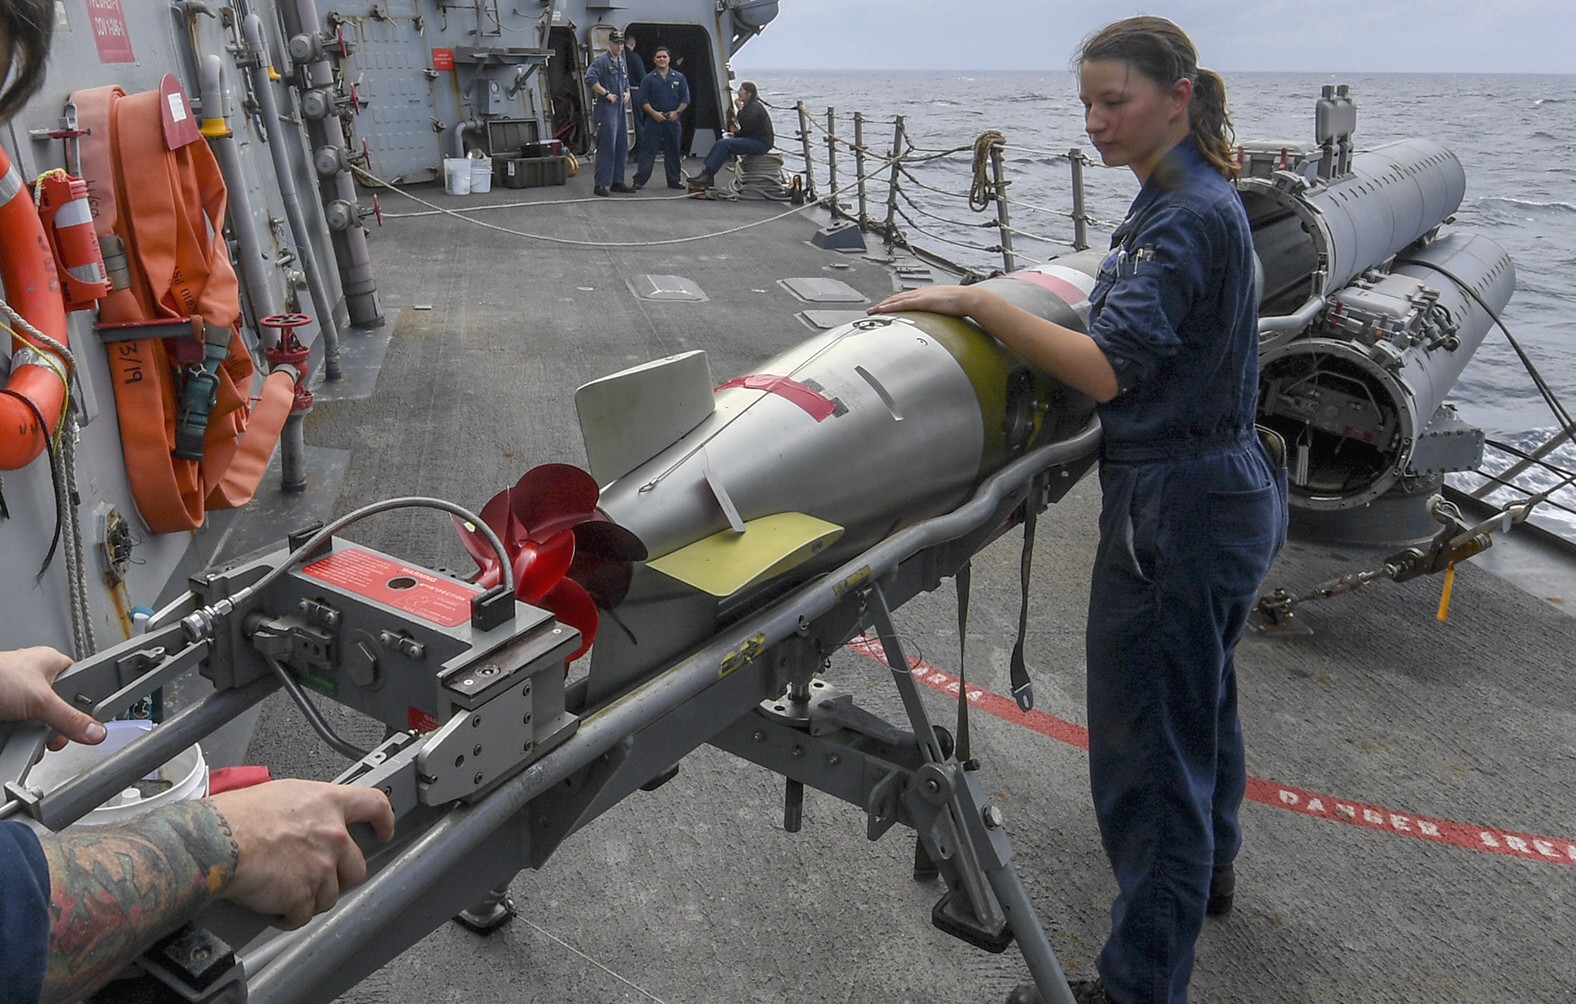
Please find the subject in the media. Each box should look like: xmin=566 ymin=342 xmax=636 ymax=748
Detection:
xmin=1189 ymin=68 xmax=1238 ymax=180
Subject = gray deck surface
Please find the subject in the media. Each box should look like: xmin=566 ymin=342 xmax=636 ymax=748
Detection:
xmin=238 ymin=161 xmax=1574 ymax=1004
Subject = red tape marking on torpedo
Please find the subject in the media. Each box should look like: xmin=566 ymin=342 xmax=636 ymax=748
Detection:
xmin=1010 ymin=269 xmax=1090 ymax=307
xmin=847 ymin=637 xmax=1576 ymax=867
xmin=716 ymin=374 xmax=837 ymax=421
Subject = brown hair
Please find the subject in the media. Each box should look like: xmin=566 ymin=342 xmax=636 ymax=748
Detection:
xmin=1078 ymin=16 xmax=1237 ymax=179
xmin=737 ymin=81 xmax=758 ymax=101
xmin=0 ymin=0 xmax=53 ymax=121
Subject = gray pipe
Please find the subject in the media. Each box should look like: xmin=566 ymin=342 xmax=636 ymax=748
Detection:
xmin=197 ymin=55 xmax=280 ymax=335
xmin=240 ymin=14 xmax=343 ymax=379
xmin=280 ymin=0 xmax=384 ymax=330
xmin=450 ymin=119 xmax=483 ymax=160
xmin=1257 ymin=293 xmax=1327 ymax=338
xmin=198 ymin=53 xmax=305 ymax=494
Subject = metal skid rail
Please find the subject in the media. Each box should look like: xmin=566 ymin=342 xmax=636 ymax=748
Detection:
xmin=0 ymin=421 xmax=1098 ymax=1004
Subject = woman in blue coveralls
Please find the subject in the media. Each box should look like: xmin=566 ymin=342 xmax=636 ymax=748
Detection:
xmin=869 ymin=16 xmax=1287 ymax=1004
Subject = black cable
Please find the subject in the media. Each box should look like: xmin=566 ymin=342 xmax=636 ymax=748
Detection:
xmin=1399 ymin=256 xmax=1576 ymax=438
xmin=264 ymin=654 xmax=371 ymax=761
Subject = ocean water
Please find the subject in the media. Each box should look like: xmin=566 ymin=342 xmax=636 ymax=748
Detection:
xmin=744 ymin=69 xmax=1576 ymax=529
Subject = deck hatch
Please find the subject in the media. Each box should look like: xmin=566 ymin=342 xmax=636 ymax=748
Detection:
xmin=631 ymin=275 xmax=708 ymax=301
xmin=780 ymin=277 xmax=867 ymax=304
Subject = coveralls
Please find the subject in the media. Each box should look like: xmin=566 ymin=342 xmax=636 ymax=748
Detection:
xmin=633 ymin=68 xmax=690 ymax=189
xmin=1083 ymin=136 xmax=1287 ymax=1004
xmin=700 ymin=96 xmax=774 ymax=179
xmin=583 ymin=51 xmax=629 ymax=189
xmin=1 ymin=821 xmax=50 ymax=1003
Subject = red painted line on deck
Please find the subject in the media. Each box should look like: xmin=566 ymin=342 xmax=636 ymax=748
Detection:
xmin=847 ymin=637 xmax=1576 ymax=867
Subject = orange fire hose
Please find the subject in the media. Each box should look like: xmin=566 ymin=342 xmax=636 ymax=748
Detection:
xmin=74 ymin=84 xmax=294 ymax=533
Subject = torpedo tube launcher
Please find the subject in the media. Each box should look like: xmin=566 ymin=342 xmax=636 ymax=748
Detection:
xmin=1236 ymin=118 xmax=1516 ymax=517
xmin=0 ymin=112 xmax=1515 ymax=999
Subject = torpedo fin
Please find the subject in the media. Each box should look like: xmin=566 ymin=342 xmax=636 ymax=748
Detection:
xmin=575 ymin=350 xmax=715 ymax=485
xmin=647 ymin=513 xmax=845 ymax=597
xmin=704 ymin=461 xmax=747 ymax=534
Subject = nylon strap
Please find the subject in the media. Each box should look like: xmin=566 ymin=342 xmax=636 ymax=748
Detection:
xmin=954 ymin=561 xmax=971 ymax=762
xmin=74 ymin=85 xmax=293 ymax=533
xmin=1009 ymin=499 xmax=1038 ymax=712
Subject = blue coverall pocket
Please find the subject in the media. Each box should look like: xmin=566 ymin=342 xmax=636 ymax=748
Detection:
xmin=1205 ymin=484 xmax=1277 ymax=547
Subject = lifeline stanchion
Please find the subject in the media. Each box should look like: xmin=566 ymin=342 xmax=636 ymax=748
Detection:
xmin=884 ymin=115 xmax=906 ymax=254
xmin=825 ymin=106 xmax=840 ymax=221
xmin=854 ymin=111 xmax=869 ymax=227
xmin=990 ymin=140 xmax=1016 ymax=273
xmin=1069 ymin=148 xmax=1090 ymax=250
xmin=796 ymin=101 xmax=817 ymax=201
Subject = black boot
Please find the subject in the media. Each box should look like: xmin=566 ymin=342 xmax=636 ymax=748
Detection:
xmin=1206 ymin=862 xmax=1235 ymax=917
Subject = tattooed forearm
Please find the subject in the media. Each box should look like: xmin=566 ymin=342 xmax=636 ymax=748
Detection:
xmin=36 ymin=800 xmax=239 ymax=1003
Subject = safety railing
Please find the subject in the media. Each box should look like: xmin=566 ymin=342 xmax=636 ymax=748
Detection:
xmin=788 ymin=102 xmax=1128 ymax=275
xmin=779 ymin=106 xmax=1576 ymax=544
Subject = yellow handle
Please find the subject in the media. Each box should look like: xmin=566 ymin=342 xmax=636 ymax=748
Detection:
xmin=1436 ymin=562 xmax=1457 ymax=622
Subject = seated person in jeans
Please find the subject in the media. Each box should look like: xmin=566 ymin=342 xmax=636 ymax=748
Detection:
xmin=690 ymin=81 xmax=773 ymax=189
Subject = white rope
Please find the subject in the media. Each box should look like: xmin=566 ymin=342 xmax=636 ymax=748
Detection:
xmin=520 ymin=919 xmax=671 ymax=1002
xmin=353 ymin=164 xmax=827 ymax=247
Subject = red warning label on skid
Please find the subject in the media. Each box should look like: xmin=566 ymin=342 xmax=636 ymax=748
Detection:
xmin=301 ymin=547 xmax=478 ymax=627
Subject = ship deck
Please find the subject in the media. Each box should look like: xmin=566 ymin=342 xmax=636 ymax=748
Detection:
xmin=233 ymin=160 xmax=1574 ymax=1004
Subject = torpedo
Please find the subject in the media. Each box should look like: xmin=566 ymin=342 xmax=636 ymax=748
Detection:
xmin=456 ymin=260 xmax=1108 ymax=699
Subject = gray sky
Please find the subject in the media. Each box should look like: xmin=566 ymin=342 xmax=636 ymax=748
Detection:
xmin=733 ymin=1 xmax=1576 ymax=74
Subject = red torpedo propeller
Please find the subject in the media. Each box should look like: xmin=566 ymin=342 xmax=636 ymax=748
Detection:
xmin=453 ymin=463 xmax=646 ymax=661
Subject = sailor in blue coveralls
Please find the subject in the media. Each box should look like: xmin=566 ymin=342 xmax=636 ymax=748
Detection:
xmin=870 ymin=16 xmax=1286 ymax=1004
xmin=584 ymin=29 xmax=631 ymax=196
xmin=633 ymin=47 xmax=690 ymax=190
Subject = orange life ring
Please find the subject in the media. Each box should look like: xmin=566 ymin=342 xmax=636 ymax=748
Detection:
xmin=0 ymin=144 xmax=70 ymax=470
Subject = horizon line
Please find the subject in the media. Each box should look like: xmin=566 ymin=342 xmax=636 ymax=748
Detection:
xmin=733 ymin=65 xmax=1576 ymax=77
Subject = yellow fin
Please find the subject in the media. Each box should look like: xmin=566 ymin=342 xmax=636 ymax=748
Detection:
xmin=647 ymin=513 xmax=844 ymax=597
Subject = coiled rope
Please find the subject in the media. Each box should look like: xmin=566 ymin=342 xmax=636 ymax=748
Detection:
xmin=968 ymin=131 xmax=1005 ymax=212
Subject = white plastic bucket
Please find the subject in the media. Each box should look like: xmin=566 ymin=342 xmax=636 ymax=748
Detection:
xmin=470 ymin=155 xmax=493 ymax=193
xmin=443 ymin=157 xmax=472 ymax=195
xmin=27 ymin=720 xmax=208 ymax=825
